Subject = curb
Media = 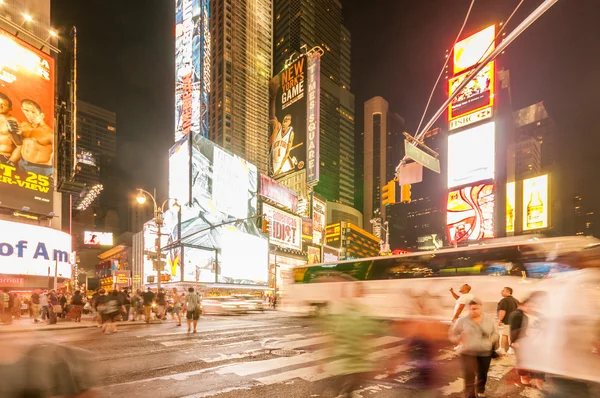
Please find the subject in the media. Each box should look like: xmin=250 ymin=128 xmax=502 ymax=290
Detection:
xmin=0 ymin=320 xmax=163 ymax=334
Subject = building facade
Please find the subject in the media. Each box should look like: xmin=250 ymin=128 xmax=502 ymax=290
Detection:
xmin=209 ymin=0 xmax=272 ymax=175
xmin=273 ymin=0 xmax=355 ymax=206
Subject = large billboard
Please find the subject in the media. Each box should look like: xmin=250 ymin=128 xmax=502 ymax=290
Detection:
xmin=0 ymin=28 xmax=55 ymax=215
xmin=312 ymin=196 xmax=326 ymax=246
xmin=269 ymin=56 xmax=307 ymax=179
xmin=523 ymin=174 xmax=548 ymax=231
xmin=448 ymin=61 xmax=495 ymax=122
xmin=175 ymin=0 xmax=210 ymax=141
xmin=0 ymin=220 xmax=71 ymax=277
xmin=262 ymin=203 xmax=301 ymax=251
xmin=447 ymin=184 xmax=495 ymax=243
xmin=259 ymin=173 xmax=298 ymax=212
xmin=506 ymin=181 xmax=515 ymax=233
xmin=447 ymin=122 xmax=495 ymax=188
xmin=306 ymin=53 xmax=321 ymax=184
xmin=169 ymin=135 xmax=191 ymax=206
xmin=453 ymin=25 xmax=495 ymax=74
xmin=83 ymin=231 xmax=113 ymax=246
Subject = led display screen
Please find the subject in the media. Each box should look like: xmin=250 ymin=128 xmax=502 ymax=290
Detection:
xmin=447 ymin=122 xmax=495 ymax=188
xmin=168 ymin=135 xmax=191 ymax=205
xmin=0 ymin=220 xmax=71 ymax=277
xmin=83 ymin=231 xmax=113 ymax=246
xmin=448 ymin=61 xmax=494 ymax=121
xmin=447 ymin=184 xmax=495 ymax=243
xmin=523 ymin=175 xmax=548 ymax=231
xmin=507 ymin=181 xmax=515 ymax=233
xmin=453 ymin=25 xmax=495 ymax=74
xmin=0 ymin=28 xmax=55 ymax=215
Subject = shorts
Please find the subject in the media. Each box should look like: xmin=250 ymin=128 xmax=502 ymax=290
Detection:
xmin=102 ymin=312 xmax=120 ymax=323
xmin=186 ymin=309 xmax=200 ymax=320
xmin=499 ymin=323 xmax=511 ymax=337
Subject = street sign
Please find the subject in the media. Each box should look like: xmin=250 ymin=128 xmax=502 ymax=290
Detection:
xmin=152 ymin=260 xmax=166 ymax=271
xmin=397 ymin=161 xmax=423 ymax=185
xmin=404 ymin=141 xmax=440 ymax=173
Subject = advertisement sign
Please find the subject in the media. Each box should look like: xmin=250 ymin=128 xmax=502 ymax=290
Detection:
xmin=263 ymin=203 xmax=301 ymax=251
xmin=301 ymin=217 xmax=313 ymax=241
xmin=323 ymin=246 xmax=340 ymax=263
xmin=269 ymin=56 xmax=307 ymax=178
xmin=306 ymin=53 xmax=320 ymax=184
xmin=175 ymin=0 xmax=210 ymax=140
xmin=449 ymin=106 xmax=493 ymax=131
xmin=76 ymin=150 xmax=96 ymax=166
xmin=312 ymin=196 xmax=326 ymax=245
xmin=523 ymin=175 xmax=548 ymax=231
xmin=307 ymin=246 xmax=321 ymax=264
xmin=0 ymin=220 xmax=71 ymax=277
xmin=169 ymin=135 xmax=191 ymax=206
xmin=507 ymin=181 xmax=515 ymax=233
xmin=448 ymin=61 xmax=494 ymax=121
xmin=259 ymin=173 xmax=298 ymax=212
xmin=447 ymin=122 xmax=495 ymax=188
xmin=114 ymin=270 xmax=130 ymax=287
xmin=0 ymin=277 xmax=24 ymax=287
xmin=447 ymin=184 xmax=495 ymax=243
xmin=83 ymin=232 xmax=113 ymax=246
xmin=417 ymin=234 xmax=444 ymax=251
xmin=0 ymin=28 xmax=55 ymax=215
xmin=453 ymin=25 xmax=495 ymax=74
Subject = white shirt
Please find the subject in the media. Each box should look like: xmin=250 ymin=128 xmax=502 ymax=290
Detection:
xmin=453 ymin=293 xmax=474 ymax=318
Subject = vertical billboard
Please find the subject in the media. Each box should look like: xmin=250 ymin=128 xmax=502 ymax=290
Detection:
xmin=522 ymin=175 xmax=548 ymax=231
xmin=262 ymin=203 xmax=301 ymax=251
xmin=175 ymin=0 xmax=210 ymax=141
xmin=0 ymin=28 xmax=54 ymax=215
xmin=447 ymin=122 xmax=495 ymax=188
xmin=269 ymin=56 xmax=307 ymax=179
xmin=306 ymin=53 xmax=320 ymax=184
xmin=169 ymin=135 xmax=191 ymax=206
xmin=312 ymin=196 xmax=326 ymax=245
xmin=307 ymin=246 xmax=321 ymax=264
xmin=448 ymin=61 xmax=495 ymax=126
xmin=506 ymin=181 xmax=515 ymax=233
xmin=453 ymin=25 xmax=495 ymax=74
xmin=446 ymin=184 xmax=495 ymax=243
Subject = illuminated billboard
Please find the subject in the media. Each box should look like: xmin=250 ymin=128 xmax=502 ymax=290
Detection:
xmin=507 ymin=181 xmax=515 ymax=233
xmin=453 ymin=25 xmax=495 ymax=74
xmin=307 ymin=246 xmax=321 ymax=264
xmin=448 ymin=61 xmax=494 ymax=122
xmin=447 ymin=184 xmax=495 ymax=243
xmin=447 ymin=122 xmax=495 ymax=188
xmin=0 ymin=220 xmax=71 ymax=277
xmin=83 ymin=231 xmax=113 ymax=246
xmin=259 ymin=173 xmax=298 ymax=212
xmin=76 ymin=149 xmax=96 ymax=166
xmin=306 ymin=53 xmax=321 ymax=184
xmin=269 ymin=56 xmax=308 ymax=179
xmin=262 ymin=203 xmax=301 ymax=251
xmin=523 ymin=175 xmax=548 ymax=231
xmin=0 ymin=28 xmax=55 ymax=215
xmin=169 ymin=135 xmax=191 ymax=205
xmin=312 ymin=196 xmax=326 ymax=246
xmin=175 ymin=0 xmax=210 ymax=141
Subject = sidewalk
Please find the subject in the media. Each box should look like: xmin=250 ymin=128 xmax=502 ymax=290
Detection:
xmin=0 ymin=314 xmax=162 ymax=334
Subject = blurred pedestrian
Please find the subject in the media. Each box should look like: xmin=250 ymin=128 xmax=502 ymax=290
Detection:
xmin=156 ymin=288 xmax=167 ymax=321
xmin=47 ymin=290 xmax=59 ymax=325
xmin=30 ymin=290 xmax=41 ymax=323
xmin=497 ymin=286 xmax=519 ymax=353
xmin=450 ymin=284 xmax=474 ymax=323
xmin=0 ymin=288 xmax=11 ymax=324
xmin=12 ymin=293 xmax=21 ymax=320
xmin=132 ymin=289 xmax=143 ymax=321
xmin=93 ymin=289 xmax=106 ymax=328
xmin=40 ymin=291 xmax=49 ymax=321
xmin=142 ymin=287 xmax=155 ymax=323
xmin=67 ymin=290 xmax=84 ymax=322
xmin=59 ymin=292 xmax=68 ymax=318
xmin=450 ymin=298 xmax=499 ymax=398
xmin=122 ymin=288 xmax=131 ymax=321
xmin=184 ymin=287 xmax=201 ymax=333
xmin=171 ymin=287 xmax=182 ymax=326
xmin=101 ymin=290 xmax=124 ymax=335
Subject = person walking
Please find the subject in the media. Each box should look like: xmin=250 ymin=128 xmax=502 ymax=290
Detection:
xmin=40 ymin=291 xmax=49 ymax=321
xmin=47 ymin=290 xmax=59 ymax=325
xmin=156 ymin=288 xmax=167 ymax=321
xmin=450 ymin=298 xmax=499 ymax=398
xmin=0 ymin=288 xmax=11 ymax=324
xmin=30 ymin=290 xmax=41 ymax=323
xmin=67 ymin=290 xmax=84 ymax=322
xmin=184 ymin=287 xmax=201 ymax=333
xmin=171 ymin=288 xmax=183 ymax=326
xmin=122 ymin=289 xmax=131 ymax=321
xmin=142 ymin=287 xmax=155 ymax=323
xmin=101 ymin=290 xmax=124 ymax=335
xmin=12 ymin=294 xmax=22 ymax=320
xmin=497 ymin=287 xmax=519 ymax=353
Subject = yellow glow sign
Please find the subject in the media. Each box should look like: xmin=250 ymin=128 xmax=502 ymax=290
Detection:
xmin=454 ymin=25 xmax=495 ymax=74
xmin=522 ymin=175 xmax=548 ymax=231
xmin=506 ymin=182 xmax=515 ymax=233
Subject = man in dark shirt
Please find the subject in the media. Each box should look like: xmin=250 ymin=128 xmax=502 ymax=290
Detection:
xmin=156 ymin=289 xmax=167 ymax=321
xmin=122 ymin=289 xmax=131 ymax=321
xmin=497 ymin=286 xmax=519 ymax=352
xmin=142 ymin=288 xmax=155 ymax=323
xmin=30 ymin=291 xmax=41 ymax=323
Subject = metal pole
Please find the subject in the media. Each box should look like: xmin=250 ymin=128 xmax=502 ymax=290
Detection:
xmin=415 ymin=0 xmax=559 ymax=142
xmin=156 ymin=213 xmax=162 ymax=291
xmin=54 ymin=258 xmax=58 ymax=290
xmin=384 ymin=221 xmax=390 ymax=254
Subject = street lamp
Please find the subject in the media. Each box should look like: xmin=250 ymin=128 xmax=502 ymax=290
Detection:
xmin=135 ymin=189 xmax=180 ymax=290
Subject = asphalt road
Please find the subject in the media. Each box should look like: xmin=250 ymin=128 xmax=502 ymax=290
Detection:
xmin=0 ymin=312 xmax=593 ymax=397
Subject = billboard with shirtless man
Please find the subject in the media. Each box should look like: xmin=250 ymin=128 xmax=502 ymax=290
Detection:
xmin=0 ymin=28 xmax=54 ymax=215
xmin=268 ymin=56 xmax=307 ymax=179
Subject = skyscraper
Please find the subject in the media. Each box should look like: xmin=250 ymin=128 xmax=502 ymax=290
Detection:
xmin=209 ymin=0 xmax=273 ymax=175
xmin=273 ymin=0 xmax=355 ymax=207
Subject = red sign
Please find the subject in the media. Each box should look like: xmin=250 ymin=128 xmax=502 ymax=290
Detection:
xmin=0 ymin=277 xmax=24 ymax=286
xmin=259 ymin=174 xmax=298 ymax=212
xmin=446 ymin=184 xmax=495 ymax=243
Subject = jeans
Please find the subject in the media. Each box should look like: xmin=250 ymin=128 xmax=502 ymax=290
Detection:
xmin=460 ymin=354 xmax=492 ymax=398
xmin=41 ymin=306 xmax=49 ymax=320
xmin=124 ymin=305 xmax=130 ymax=321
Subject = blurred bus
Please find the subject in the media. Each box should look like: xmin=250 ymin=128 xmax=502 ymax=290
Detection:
xmin=282 ymin=236 xmax=600 ymax=321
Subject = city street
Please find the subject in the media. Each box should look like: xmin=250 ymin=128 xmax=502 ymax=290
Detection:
xmin=0 ymin=312 xmax=560 ymax=397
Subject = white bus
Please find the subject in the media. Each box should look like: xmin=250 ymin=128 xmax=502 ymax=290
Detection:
xmin=282 ymin=235 xmax=600 ymax=321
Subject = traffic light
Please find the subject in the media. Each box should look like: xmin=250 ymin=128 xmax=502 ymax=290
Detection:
xmin=400 ymin=184 xmax=412 ymax=203
xmin=262 ymin=218 xmax=271 ymax=233
xmin=381 ymin=180 xmax=396 ymax=206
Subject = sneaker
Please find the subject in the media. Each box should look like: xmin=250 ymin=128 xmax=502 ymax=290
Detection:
xmin=507 ymin=348 xmax=515 ymax=355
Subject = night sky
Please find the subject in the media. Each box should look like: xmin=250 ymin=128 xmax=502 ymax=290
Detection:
xmin=51 ymin=0 xmax=600 ymax=215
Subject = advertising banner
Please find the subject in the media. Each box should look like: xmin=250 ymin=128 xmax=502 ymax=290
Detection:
xmin=447 ymin=122 xmax=495 ymax=188
xmin=306 ymin=53 xmax=320 ymax=184
xmin=0 ymin=28 xmax=55 ymax=215
xmin=83 ymin=231 xmax=113 ymax=246
xmin=323 ymin=246 xmax=340 ymax=263
xmin=175 ymin=0 xmax=210 ymax=141
xmin=307 ymin=246 xmax=321 ymax=264
xmin=0 ymin=219 xmax=71 ymax=277
xmin=312 ymin=196 xmax=326 ymax=246
xmin=269 ymin=56 xmax=307 ymax=179
xmin=417 ymin=234 xmax=444 ymax=251
xmin=523 ymin=175 xmax=548 ymax=231
xmin=263 ymin=203 xmax=301 ymax=251
xmin=453 ymin=25 xmax=495 ymax=74
xmin=446 ymin=184 xmax=495 ymax=243
xmin=169 ymin=135 xmax=191 ymax=206
xmin=114 ymin=270 xmax=130 ymax=287
xmin=448 ymin=61 xmax=494 ymax=121
xmin=259 ymin=173 xmax=298 ymax=212
xmin=507 ymin=181 xmax=515 ymax=233
xmin=76 ymin=149 xmax=96 ymax=166
xmin=301 ymin=217 xmax=313 ymax=241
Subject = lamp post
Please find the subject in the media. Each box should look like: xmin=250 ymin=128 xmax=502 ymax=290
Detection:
xmin=136 ymin=189 xmax=180 ymax=290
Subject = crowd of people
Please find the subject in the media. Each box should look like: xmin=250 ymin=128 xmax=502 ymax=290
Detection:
xmin=0 ymin=288 xmax=84 ymax=325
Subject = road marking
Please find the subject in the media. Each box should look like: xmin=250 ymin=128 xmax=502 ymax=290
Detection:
xmin=440 ymin=377 xmax=464 ymax=396
xmin=104 ymin=364 xmax=230 ymax=388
